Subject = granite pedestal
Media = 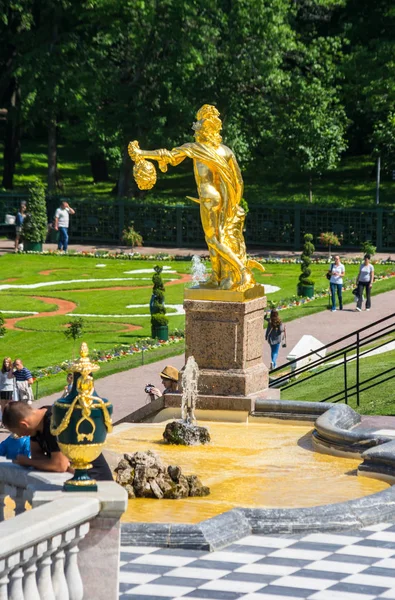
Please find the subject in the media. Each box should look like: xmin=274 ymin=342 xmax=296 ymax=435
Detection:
xmin=180 ymin=296 xmax=269 ymax=410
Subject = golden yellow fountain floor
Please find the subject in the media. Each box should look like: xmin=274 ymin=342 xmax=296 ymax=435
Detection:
xmin=106 ymin=421 xmax=389 ymax=524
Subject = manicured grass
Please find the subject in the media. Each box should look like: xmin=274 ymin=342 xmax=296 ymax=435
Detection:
xmin=0 ymin=294 xmax=57 ymax=313
xmin=0 ymin=253 xmax=394 ymax=399
xmin=1 ymin=140 xmax=394 ymax=207
xmin=33 ymin=340 xmax=185 ymax=399
xmin=281 ymin=347 xmax=395 ymax=416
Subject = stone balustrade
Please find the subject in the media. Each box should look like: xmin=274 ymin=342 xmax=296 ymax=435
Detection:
xmin=0 ymin=457 xmax=127 ymax=600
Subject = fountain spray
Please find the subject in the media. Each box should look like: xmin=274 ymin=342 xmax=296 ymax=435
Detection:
xmin=191 ymin=255 xmax=207 ymax=286
xmin=181 ymin=356 xmax=199 ymax=423
xmin=163 ymin=356 xmax=210 ymax=445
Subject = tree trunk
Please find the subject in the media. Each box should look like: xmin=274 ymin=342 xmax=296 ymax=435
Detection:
xmin=117 ymin=147 xmax=133 ymax=198
xmin=47 ymin=114 xmax=58 ymax=192
xmin=1 ymin=79 xmax=21 ymax=189
xmin=90 ymin=152 xmax=109 ymax=182
xmin=309 ymin=174 xmax=313 ymax=203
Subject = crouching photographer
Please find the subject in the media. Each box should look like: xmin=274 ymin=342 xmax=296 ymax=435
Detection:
xmin=144 ymin=365 xmax=180 ymax=402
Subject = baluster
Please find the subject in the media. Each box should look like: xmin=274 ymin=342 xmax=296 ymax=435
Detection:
xmin=64 ymin=524 xmax=89 ymax=600
xmin=37 ymin=555 xmax=55 ymax=600
xmin=8 ymin=567 xmax=24 ymax=600
xmin=23 ymin=562 xmax=40 ymax=600
xmin=14 ymin=489 xmax=25 ymax=517
xmin=64 ymin=546 xmax=82 ymax=600
xmin=0 ymin=573 xmax=9 ymax=600
xmin=52 ymin=549 xmax=69 ymax=600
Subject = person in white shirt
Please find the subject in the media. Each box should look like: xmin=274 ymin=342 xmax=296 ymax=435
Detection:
xmin=53 ymin=200 xmax=75 ymax=252
xmin=328 ymin=255 xmax=345 ymax=312
xmin=356 ymin=254 xmax=374 ymax=312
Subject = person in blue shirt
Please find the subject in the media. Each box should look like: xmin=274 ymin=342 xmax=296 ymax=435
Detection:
xmin=0 ymin=434 xmax=30 ymax=460
xmin=15 ymin=202 xmax=26 ymax=252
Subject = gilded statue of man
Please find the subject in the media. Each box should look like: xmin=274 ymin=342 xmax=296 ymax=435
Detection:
xmin=128 ymin=104 xmax=263 ymax=292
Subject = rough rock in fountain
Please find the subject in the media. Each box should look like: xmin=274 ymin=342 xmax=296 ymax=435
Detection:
xmin=114 ymin=450 xmax=210 ymax=499
xmin=163 ymin=420 xmax=211 ymax=446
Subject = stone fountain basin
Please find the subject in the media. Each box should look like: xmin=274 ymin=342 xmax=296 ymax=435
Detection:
xmin=108 ymin=401 xmax=395 ymax=549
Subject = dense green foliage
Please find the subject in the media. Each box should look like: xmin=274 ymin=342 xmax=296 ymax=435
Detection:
xmin=1 ymin=0 xmax=394 ymax=201
xmin=361 ymin=241 xmax=377 ymax=257
xmin=23 ymin=180 xmax=48 ymax=242
xmin=0 ymin=313 xmax=5 ymax=337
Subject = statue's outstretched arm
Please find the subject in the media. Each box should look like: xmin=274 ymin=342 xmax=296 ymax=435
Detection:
xmin=128 ymin=141 xmax=186 ymax=172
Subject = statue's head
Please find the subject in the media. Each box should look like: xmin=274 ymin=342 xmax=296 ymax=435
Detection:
xmin=193 ymin=104 xmax=222 ymax=147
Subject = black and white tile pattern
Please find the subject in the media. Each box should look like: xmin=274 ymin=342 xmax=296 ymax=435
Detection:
xmin=119 ymin=523 xmax=395 ymax=599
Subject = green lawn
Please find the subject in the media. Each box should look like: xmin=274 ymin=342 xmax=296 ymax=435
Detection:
xmin=0 ymin=253 xmax=394 ymax=399
xmin=1 ymin=140 xmax=394 ymax=207
xmin=281 ymin=347 xmax=395 ymax=416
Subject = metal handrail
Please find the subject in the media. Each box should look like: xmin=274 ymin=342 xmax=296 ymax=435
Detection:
xmin=277 ymin=324 xmax=395 ymax=391
xmin=270 ymin=311 xmax=395 ymax=378
xmin=320 ymin=366 xmax=395 ymax=403
xmin=269 ymin=312 xmax=395 ymax=405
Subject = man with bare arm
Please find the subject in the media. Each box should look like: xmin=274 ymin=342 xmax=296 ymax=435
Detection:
xmin=2 ymin=402 xmax=112 ymax=480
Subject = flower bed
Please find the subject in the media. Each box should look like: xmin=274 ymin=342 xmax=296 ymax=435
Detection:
xmin=258 ymin=257 xmax=395 ymax=265
xmin=20 ymin=249 xmax=190 ymax=261
xmin=31 ymin=335 xmax=184 ymax=380
xmin=19 ymin=248 xmax=395 ymax=265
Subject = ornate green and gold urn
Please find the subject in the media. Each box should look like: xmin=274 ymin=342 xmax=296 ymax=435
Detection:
xmin=50 ymin=342 xmax=113 ymax=492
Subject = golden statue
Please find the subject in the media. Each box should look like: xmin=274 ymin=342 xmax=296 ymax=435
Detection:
xmin=128 ymin=105 xmax=264 ymax=296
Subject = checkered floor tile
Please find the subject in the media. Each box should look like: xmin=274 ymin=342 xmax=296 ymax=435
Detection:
xmin=119 ymin=523 xmax=395 ymax=599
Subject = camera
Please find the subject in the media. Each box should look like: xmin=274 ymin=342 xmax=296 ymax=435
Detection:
xmin=145 ymin=384 xmax=155 ymax=394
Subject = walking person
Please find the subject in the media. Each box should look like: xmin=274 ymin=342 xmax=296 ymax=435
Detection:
xmin=12 ymin=359 xmax=34 ymax=404
xmin=0 ymin=357 xmax=14 ymax=422
xmin=265 ymin=310 xmax=286 ymax=370
xmin=328 ymin=255 xmax=345 ymax=312
xmin=356 ymin=254 xmax=374 ymax=312
xmin=14 ymin=202 xmax=26 ymax=252
xmin=53 ymin=200 xmax=75 ymax=252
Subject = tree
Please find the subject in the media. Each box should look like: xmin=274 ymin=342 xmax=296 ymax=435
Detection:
xmin=339 ymin=0 xmax=395 ymax=156
xmin=372 ymin=113 xmax=395 ymax=173
xmin=18 ymin=1 xmax=83 ymax=191
xmin=260 ymin=24 xmax=348 ymax=200
xmin=319 ymin=231 xmax=341 ymax=259
xmin=150 ymin=265 xmax=168 ymax=337
xmin=0 ymin=313 xmax=6 ymax=337
xmin=299 ymin=233 xmax=315 ymax=288
xmin=64 ymin=317 xmax=85 ymax=357
xmin=122 ymin=224 xmax=143 ymax=248
xmin=0 ymin=0 xmax=33 ymax=189
xmin=361 ymin=241 xmax=376 ymax=257
xmin=23 ymin=180 xmax=48 ymax=243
